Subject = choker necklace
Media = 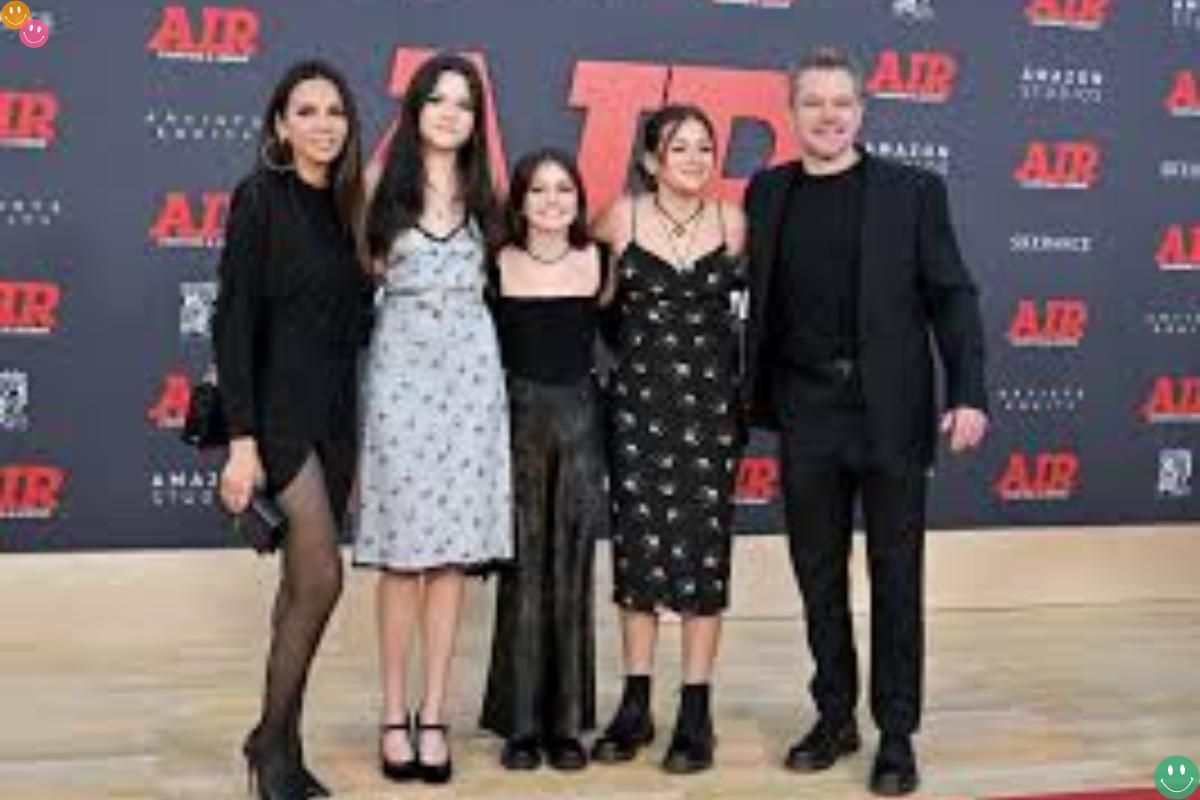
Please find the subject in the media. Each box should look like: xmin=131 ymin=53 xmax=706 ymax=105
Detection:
xmin=653 ymin=195 xmax=704 ymax=237
xmin=523 ymin=244 xmax=572 ymax=265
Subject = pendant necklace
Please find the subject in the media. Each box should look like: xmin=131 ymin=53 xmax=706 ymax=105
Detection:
xmin=654 ymin=198 xmax=705 ymax=271
xmin=653 ymin=195 xmax=704 ymax=238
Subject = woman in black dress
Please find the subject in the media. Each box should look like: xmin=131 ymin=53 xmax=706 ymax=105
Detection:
xmin=480 ymin=149 xmax=607 ymax=772
xmin=213 ymin=60 xmax=369 ymax=799
xmin=591 ymin=105 xmax=747 ymax=774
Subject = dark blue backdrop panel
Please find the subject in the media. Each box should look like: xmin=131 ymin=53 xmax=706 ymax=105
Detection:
xmin=1 ymin=0 xmax=1196 ymax=551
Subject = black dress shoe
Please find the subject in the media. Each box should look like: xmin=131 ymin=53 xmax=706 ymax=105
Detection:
xmin=545 ymin=737 xmax=588 ymax=771
xmin=591 ymin=715 xmax=655 ymax=763
xmin=379 ymin=719 xmax=418 ymax=782
xmin=784 ymin=718 xmax=861 ymax=772
xmin=869 ymin=734 xmax=919 ymax=796
xmin=500 ymin=737 xmax=542 ymax=771
xmin=661 ymin=727 xmax=714 ymax=774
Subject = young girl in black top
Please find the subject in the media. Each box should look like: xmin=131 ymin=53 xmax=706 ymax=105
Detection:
xmin=213 ymin=60 xmax=368 ymax=799
xmin=480 ymin=149 xmax=608 ymax=772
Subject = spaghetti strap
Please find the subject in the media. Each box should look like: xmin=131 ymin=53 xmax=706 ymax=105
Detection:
xmin=592 ymin=245 xmax=608 ymax=301
xmin=715 ymin=201 xmax=727 ymax=247
xmin=629 ymin=196 xmax=638 ymax=246
xmin=485 ymin=253 xmax=502 ymax=301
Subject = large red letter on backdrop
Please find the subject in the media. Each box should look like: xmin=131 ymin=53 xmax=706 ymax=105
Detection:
xmin=573 ymin=62 xmax=796 ymax=211
xmin=667 ymin=65 xmax=796 ymax=201
xmin=571 ymin=61 xmax=669 ymax=215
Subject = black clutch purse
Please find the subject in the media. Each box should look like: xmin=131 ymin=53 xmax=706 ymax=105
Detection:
xmin=231 ymin=491 xmax=288 ymax=554
xmin=182 ymin=378 xmax=229 ymax=449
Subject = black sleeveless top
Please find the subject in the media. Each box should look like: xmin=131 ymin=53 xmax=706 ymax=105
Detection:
xmin=491 ymin=250 xmax=605 ymax=385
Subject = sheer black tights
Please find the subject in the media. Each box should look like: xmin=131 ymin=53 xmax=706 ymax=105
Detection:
xmin=245 ymin=452 xmax=343 ymax=782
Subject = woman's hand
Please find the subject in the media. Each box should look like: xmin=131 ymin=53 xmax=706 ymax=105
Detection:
xmin=220 ymin=437 xmax=264 ymax=513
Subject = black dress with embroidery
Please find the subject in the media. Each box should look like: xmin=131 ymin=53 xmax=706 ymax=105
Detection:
xmin=607 ymin=215 xmax=744 ymax=615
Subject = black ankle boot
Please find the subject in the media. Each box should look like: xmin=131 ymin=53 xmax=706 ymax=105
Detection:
xmin=591 ymin=675 xmax=655 ymax=763
xmin=662 ymin=683 xmax=715 ymax=774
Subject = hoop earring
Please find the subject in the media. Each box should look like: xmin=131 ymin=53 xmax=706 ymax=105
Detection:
xmin=260 ymin=138 xmax=294 ymax=173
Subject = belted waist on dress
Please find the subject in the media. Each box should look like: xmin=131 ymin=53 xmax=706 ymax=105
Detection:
xmin=382 ymin=286 xmax=481 ymax=301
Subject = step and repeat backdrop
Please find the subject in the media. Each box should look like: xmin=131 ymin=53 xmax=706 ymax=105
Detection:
xmin=1 ymin=0 xmax=1198 ymax=550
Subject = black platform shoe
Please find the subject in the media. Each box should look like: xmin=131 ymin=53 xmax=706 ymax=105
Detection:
xmin=379 ymin=716 xmax=419 ymax=782
xmin=415 ymin=718 xmax=453 ymax=784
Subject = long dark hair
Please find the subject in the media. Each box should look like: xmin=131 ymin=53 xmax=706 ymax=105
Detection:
xmin=635 ymin=104 xmax=717 ymax=191
xmin=366 ymin=53 xmax=501 ymax=259
xmin=505 ymin=148 xmax=590 ymax=249
xmin=258 ymin=59 xmax=364 ymax=250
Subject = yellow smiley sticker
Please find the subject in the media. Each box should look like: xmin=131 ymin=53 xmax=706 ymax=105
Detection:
xmin=1 ymin=1 xmax=30 ymax=29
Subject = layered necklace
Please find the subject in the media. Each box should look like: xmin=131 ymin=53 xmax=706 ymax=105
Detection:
xmin=653 ymin=194 xmax=704 ymax=237
xmin=653 ymin=195 xmax=706 ymax=271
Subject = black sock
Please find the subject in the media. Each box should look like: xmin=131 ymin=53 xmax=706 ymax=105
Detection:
xmin=608 ymin=674 xmax=651 ymax=733
xmin=621 ymin=674 xmax=651 ymax=711
xmin=677 ymin=683 xmax=711 ymax=735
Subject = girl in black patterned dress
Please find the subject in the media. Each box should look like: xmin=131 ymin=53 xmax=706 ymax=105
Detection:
xmin=591 ymin=105 xmax=747 ymax=774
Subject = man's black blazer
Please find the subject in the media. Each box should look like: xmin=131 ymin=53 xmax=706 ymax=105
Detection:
xmin=743 ymin=151 xmax=986 ymax=467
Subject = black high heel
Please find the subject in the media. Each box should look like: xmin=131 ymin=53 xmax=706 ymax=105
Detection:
xmin=297 ymin=767 xmax=329 ymax=798
xmin=380 ymin=714 xmax=419 ymax=782
xmin=280 ymin=724 xmax=329 ymax=797
xmin=415 ymin=718 xmax=453 ymax=784
xmin=242 ymin=734 xmax=308 ymax=800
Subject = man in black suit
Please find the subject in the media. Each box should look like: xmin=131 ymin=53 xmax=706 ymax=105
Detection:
xmin=743 ymin=47 xmax=988 ymax=796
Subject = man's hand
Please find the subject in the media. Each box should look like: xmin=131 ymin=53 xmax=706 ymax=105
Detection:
xmin=940 ymin=407 xmax=988 ymax=453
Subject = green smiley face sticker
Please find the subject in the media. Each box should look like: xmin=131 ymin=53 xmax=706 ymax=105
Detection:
xmin=1158 ymin=756 xmax=1199 ymax=798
